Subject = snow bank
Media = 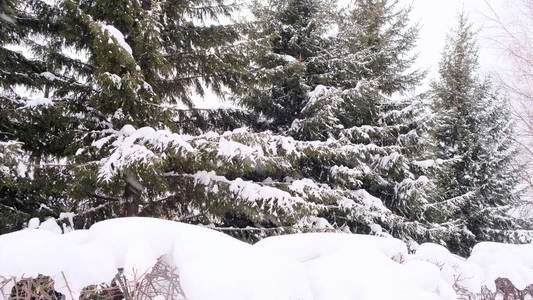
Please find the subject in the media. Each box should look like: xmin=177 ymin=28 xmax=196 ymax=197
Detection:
xmin=1 ymin=217 xmax=533 ymax=300
xmin=254 ymin=232 xmax=407 ymax=262
xmin=0 ymin=229 xmax=114 ymax=299
xmin=255 ymin=234 xmax=455 ymax=300
xmin=468 ymin=242 xmax=533 ymax=290
xmin=0 ymin=218 xmax=311 ymax=300
xmin=412 ymin=242 xmax=533 ymax=295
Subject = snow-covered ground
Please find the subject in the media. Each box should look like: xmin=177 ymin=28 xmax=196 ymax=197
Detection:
xmin=1 ymin=217 xmax=532 ymax=300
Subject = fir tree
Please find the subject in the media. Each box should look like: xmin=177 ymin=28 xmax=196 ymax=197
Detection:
xmin=0 ymin=0 xmax=250 ymax=228
xmin=239 ymin=0 xmax=335 ymax=131
xmin=291 ymin=0 xmax=423 ymax=140
xmin=131 ymin=0 xmax=449 ymax=244
xmin=428 ymin=14 xmax=533 ymax=255
xmin=4 ymin=0 xmax=528 ymax=254
xmin=0 ymin=0 xmax=67 ymax=232
xmin=63 ymin=0 xmax=435 ymax=240
xmin=286 ymin=0 xmax=440 ymax=241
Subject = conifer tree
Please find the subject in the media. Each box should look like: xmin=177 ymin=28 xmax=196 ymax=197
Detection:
xmin=291 ymin=0 xmax=423 ymax=140
xmin=0 ymin=0 xmax=70 ymax=232
xmin=428 ymin=14 xmax=533 ymax=255
xmin=4 ymin=0 xmax=527 ymax=253
xmin=149 ymin=0 xmax=450 ymax=243
xmin=286 ymin=0 xmax=440 ymax=240
xmin=0 ymin=0 xmax=250 ymax=228
xmin=64 ymin=0 xmax=436 ymax=241
xmin=239 ymin=0 xmax=335 ymax=131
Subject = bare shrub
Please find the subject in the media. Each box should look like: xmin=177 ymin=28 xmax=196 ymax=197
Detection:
xmin=2 ymin=275 xmax=65 ymax=300
xmin=2 ymin=257 xmax=186 ymax=300
xmin=454 ymin=276 xmax=533 ymax=300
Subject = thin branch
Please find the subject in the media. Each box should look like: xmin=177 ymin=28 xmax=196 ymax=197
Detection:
xmin=60 ymin=272 xmax=75 ymax=300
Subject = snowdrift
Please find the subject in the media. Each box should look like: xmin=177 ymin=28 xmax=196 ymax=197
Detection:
xmin=0 ymin=217 xmax=532 ymax=300
xmin=0 ymin=218 xmax=310 ymax=300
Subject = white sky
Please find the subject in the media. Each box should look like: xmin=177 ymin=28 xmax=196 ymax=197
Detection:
xmin=403 ymin=0 xmax=510 ymax=84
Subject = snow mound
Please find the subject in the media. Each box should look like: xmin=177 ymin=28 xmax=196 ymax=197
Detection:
xmin=254 ymin=232 xmax=407 ymax=262
xmin=468 ymin=242 xmax=533 ymax=290
xmin=255 ymin=233 xmax=455 ymax=300
xmin=1 ymin=218 xmax=532 ymax=300
xmin=412 ymin=242 xmax=533 ymax=294
xmin=0 ymin=218 xmax=310 ymax=300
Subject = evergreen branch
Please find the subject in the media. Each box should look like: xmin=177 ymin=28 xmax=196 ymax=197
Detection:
xmin=88 ymin=193 xmax=122 ymax=202
xmin=0 ymin=204 xmax=30 ymax=216
xmin=162 ymin=39 xmax=254 ymax=59
xmin=185 ymin=2 xmax=244 ymax=11
xmin=206 ymin=225 xmax=336 ymax=233
xmin=177 ymin=213 xmax=206 ymax=222
xmin=423 ymin=192 xmax=476 ymax=210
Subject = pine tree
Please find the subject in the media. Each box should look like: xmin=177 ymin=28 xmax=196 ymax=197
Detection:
xmin=67 ymin=0 xmax=437 ymax=241
xmin=0 ymin=0 xmax=250 ymax=229
xmin=285 ymin=0 xmax=443 ymax=242
xmin=428 ymin=14 xmax=533 ymax=255
xmin=239 ymin=0 xmax=336 ymax=131
xmin=138 ymin=0 xmax=449 ymax=244
xmin=0 ymin=0 xmax=71 ymax=233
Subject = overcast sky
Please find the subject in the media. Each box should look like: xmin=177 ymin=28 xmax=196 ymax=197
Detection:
xmin=404 ymin=0 xmax=510 ymax=83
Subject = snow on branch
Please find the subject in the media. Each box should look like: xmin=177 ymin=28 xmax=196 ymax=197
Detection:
xmin=94 ymin=125 xmax=194 ymax=181
xmin=96 ymin=22 xmax=133 ymax=56
xmin=191 ymin=170 xmax=307 ymax=213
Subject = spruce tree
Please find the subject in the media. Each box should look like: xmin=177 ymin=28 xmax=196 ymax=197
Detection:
xmin=4 ymin=0 xmax=527 ymax=253
xmin=286 ymin=0 xmax=441 ymax=241
xmin=239 ymin=0 xmax=335 ymax=131
xmin=290 ymin=0 xmax=422 ymax=139
xmin=428 ymin=14 xmax=533 ymax=255
xmin=0 ymin=0 xmax=250 ymax=229
xmin=0 ymin=0 xmax=71 ymax=232
xmin=70 ymin=0 xmax=436 ymax=242
xmin=138 ymin=0 xmax=446 ymax=243
xmin=68 ymin=0 xmax=251 ymax=221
